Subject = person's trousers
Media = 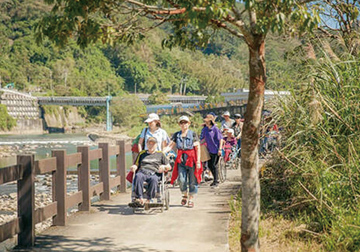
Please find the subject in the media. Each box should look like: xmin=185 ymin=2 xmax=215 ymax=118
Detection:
xmin=133 ymin=171 xmax=159 ymax=199
xmin=208 ymin=153 xmax=220 ymax=183
xmin=178 ymin=164 xmax=198 ymax=195
xmin=237 ymin=139 xmax=241 ymax=158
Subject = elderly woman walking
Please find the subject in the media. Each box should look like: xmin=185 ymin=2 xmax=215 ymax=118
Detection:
xmin=138 ymin=113 xmax=169 ymax=152
xmin=164 ymin=116 xmax=202 ymax=208
xmin=201 ymin=112 xmax=223 ymax=187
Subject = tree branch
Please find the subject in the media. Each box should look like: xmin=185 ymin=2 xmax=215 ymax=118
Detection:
xmin=210 ymin=19 xmax=246 ymax=43
xmin=224 ymin=14 xmax=253 ymax=45
xmin=249 ymin=9 xmax=257 ymax=33
xmin=317 ymin=26 xmax=340 ymax=39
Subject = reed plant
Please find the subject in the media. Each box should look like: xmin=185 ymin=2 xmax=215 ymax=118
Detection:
xmin=264 ymin=55 xmax=360 ymax=251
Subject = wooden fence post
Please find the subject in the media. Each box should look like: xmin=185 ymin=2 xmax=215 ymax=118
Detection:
xmin=52 ymin=150 xmax=67 ymax=226
xmin=77 ymin=146 xmax=90 ymax=211
xmin=17 ymin=154 xmax=35 ymax=247
xmin=99 ymin=143 xmax=110 ymax=200
xmin=117 ymin=140 xmax=127 ymax=193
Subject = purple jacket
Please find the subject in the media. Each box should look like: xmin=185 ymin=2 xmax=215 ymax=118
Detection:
xmin=201 ymin=125 xmax=223 ymax=154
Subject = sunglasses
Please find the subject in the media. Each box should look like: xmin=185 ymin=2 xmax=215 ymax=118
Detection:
xmin=179 ymin=121 xmax=188 ymax=124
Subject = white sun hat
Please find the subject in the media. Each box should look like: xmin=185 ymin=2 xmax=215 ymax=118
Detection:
xmin=227 ymin=129 xmax=234 ymax=136
xmin=222 ymin=111 xmax=230 ymax=117
xmin=178 ymin=115 xmax=190 ymax=123
xmin=144 ymin=113 xmax=160 ymax=123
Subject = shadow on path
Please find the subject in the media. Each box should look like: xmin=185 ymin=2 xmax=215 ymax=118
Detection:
xmin=95 ymin=203 xmax=134 ymax=215
xmin=12 ymin=235 xmax=173 ymax=252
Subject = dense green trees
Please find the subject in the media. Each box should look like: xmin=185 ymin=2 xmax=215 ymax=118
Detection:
xmin=110 ymin=94 xmax=146 ymax=126
xmin=0 ymin=0 xmax=300 ymax=99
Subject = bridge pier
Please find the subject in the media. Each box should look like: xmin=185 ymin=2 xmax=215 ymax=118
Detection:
xmin=106 ymin=96 xmax=112 ymax=132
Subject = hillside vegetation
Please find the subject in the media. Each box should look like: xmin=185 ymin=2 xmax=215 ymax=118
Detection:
xmin=0 ymin=0 xmax=299 ymax=100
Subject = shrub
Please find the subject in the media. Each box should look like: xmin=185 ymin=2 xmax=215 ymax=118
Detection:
xmin=0 ymin=105 xmax=16 ymax=130
xmin=147 ymin=91 xmax=169 ymax=105
xmin=110 ymin=94 xmax=146 ymax=127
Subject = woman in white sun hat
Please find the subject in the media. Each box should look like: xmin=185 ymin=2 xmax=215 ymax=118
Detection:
xmin=220 ymin=111 xmax=235 ymax=133
xmin=138 ymin=113 xmax=169 ymax=152
xmin=164 ymin=115 xmax=202 ymax=208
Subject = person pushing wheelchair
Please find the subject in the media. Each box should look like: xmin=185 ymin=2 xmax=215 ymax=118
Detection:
xmin=130 ymin=137 xmax=171 ymax=206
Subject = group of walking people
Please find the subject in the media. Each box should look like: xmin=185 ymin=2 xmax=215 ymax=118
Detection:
xmin=129 ymin=111 xmax=243 ymax=208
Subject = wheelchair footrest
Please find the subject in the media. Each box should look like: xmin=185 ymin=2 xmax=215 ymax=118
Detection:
xmin=147 ymin=203 xmax=164 ymax=208
xmin=128 ymin=202 xmax=144 ymax=208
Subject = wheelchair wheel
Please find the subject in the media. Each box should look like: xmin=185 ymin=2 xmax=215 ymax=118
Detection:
xmin=218 ymin=156 xmax=226 ymax=183
xmin=165 ymin=189 xmax=170 ymax=210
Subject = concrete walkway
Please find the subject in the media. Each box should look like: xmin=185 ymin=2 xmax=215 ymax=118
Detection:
xmin=14 ymin=170 xmax=241 ymax=252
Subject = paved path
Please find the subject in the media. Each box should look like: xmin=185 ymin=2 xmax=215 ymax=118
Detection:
xmin=14 ymin=170 xmax=241 ymax=252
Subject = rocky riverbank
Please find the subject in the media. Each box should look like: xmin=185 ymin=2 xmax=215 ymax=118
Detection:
xmin=0 ymin=173 xmax=116 ymax=233
xmin=0 ymin=143 xmax=67 ymax=158
xmin=0 ymin=131 xmax=129 ymax=251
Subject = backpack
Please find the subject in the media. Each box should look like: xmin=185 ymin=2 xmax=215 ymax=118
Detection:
xmin=131 ymin=128 xmax=148 ymax=153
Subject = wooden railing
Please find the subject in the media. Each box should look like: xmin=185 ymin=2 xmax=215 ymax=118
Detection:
xmin=0 ymin=140 xmax=132 ymax=248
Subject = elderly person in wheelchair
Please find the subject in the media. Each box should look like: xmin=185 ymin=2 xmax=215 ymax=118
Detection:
xmin=129 ymin=137 xmax=171 ymax=207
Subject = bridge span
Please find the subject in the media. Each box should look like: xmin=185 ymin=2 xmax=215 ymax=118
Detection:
xmin=37 ymin=96 xmax=109 ymax=106
xmin=1 ymin=88 xmax=257 ymax=132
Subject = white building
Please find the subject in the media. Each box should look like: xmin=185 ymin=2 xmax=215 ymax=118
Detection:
xmin=221 ymin=89 xmax=290 ymax=102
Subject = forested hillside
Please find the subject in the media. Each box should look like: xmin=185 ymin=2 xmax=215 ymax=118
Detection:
xmin=0 ymin=0 xmax=299 ymax=98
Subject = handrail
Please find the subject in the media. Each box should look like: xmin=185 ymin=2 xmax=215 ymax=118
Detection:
xmin=0 ymin=164 xmax=22 ymax=185
xmin=0 ymin=140 xmax=132 ymax=247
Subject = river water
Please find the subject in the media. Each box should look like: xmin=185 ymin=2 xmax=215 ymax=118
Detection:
xmin=0 ymin=133 xmax=133 ymax=195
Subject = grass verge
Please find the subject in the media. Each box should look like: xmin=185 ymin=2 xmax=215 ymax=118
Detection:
xmin=229 ymin=186 xmax=324 ymax=252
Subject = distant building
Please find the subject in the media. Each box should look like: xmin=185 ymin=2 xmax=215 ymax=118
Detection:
xmin=137 ymin=94 xmax=207 ymax=105
xmin=221 ymin=89 xmax=290 ymax=102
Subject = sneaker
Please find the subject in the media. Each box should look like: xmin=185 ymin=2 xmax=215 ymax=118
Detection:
xmin=204 ymin=174 xmax=213 ymax=182
xmin=128 ymin=198 xmax=144 ymax=208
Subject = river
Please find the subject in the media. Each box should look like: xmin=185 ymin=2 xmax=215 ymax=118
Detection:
xmin=0 ymin=133 xmax=133 ymax=168
xmin=0 ymin=133 xmax=133 ymax=195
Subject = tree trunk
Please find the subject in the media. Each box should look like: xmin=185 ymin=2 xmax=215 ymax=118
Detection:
xmin=240 ymin=37 xmax=265 ymax=252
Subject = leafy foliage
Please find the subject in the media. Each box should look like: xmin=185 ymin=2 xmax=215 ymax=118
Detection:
xmin=147 ymin=91 xmax=169 ymax=105
xmin=110 ymin=94 xmax=146 ymax=127
xmin=0 ymin=104 xmax=16 ymax=131
xmin=0 ymin=0 xmax=303 ymax=100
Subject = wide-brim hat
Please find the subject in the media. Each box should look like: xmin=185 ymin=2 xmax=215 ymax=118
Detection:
xmin=206 ymin=112 xmax=216 ymax=123
xmin=144 ymin=113 xmax=160 ymax=123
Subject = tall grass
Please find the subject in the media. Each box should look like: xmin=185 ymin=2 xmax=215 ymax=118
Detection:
xmin=266 ymin=56 xmax=360 ymax=251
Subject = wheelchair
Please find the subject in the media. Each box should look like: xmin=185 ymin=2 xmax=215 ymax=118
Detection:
xmin=218 ymin=144 xmax=241 ymax=182
xmin=128 ymin=170 xmax=170 ymax=213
